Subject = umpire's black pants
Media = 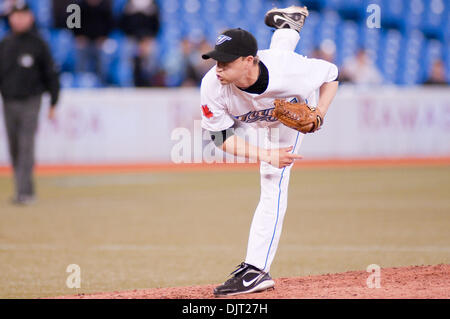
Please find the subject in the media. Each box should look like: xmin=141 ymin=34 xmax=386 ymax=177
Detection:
xmin=2 ymin=95 xmax=41 ymax=198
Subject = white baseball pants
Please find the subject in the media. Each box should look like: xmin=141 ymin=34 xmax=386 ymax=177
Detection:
xmin=245 ymin=29 xmax=303 ymax=272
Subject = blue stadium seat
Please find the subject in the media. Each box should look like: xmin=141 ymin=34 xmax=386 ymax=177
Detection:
xmin=381 ymin=0 xmax=404 ymax=28
xmin=49 ymin=29 xmax=76 ymax=72
xmin=112 ymin=0 xmax=128 ymax=18
xmin=100 ymin=38 xmax=121 ymax=85
xmin=60 ymin=72 xmax=75 ymax=89
xmin=300 ymin=0 xmax=325 ymax=12
xmin=422 ymin=0 xmax=446 ymax=40
xmin=322 ymin=0 xmax=345 ymax=10
xmin=397 ymin=30 xmax=425 ymax=85
xmin=161 ymin=44 xmax=184 ymax=87
xmin=242 ymin=0 xmax=264 ymax=17
xmin=317 ymin=10 xmax=340 ymax=45
xmin=336 ymin=21 xmax=358 ymax=65
xmin=0 ymin=18 xmax=7 ymax=40
xmin=442 ymin=3 xmax=450 ymax=41
xmin=28 ymin=0 xmax=53 ymax=28
xmin=112 ymin=58 xmax=134 ymax=87
xmin=302 ymin=9 xmax=320 ymax=33
xmin=74 ymin=72 xmax=103 ymax=88
xmin=297 ymin=11 xmax=320 ymax=57
xmin=254 ymin=28 xmax=272 ymax=52
xmin=180 ymin=14 xmax=204 ymax=37
xmin=186 ymin=0 xmax=203 ymax=14
xmin=403 ymin=0 xmax=426 ymax=31
xmin=103 ymin=32 xmax=135 ymax=87
xmin=297 ymin=37 xmax=314 ymax=57
xmin=360 ymin=23 xmax=382 ymax=51
xmin=160 ymin=0 xmax=182 ymax=14
xmin=380 ymin=29 xmax=402 ymax=83
xmin=38 ymin=28 xmax=51 ymax=44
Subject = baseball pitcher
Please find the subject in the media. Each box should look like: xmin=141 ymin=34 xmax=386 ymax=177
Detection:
xmin=200 ymin=6 xmax=339 ymax=296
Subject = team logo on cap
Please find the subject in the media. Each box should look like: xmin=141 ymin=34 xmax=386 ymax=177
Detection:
xmin=216 ymin=35 xmax=232 ymax=45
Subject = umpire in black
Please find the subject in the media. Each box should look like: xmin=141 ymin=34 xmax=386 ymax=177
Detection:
xmin=0 ymin=3 xmax=60 ymax=205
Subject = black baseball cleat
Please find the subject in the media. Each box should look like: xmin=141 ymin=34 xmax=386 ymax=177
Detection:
xmin=264 ymin=6 xmax=309 ymax=33
xmin=213 ymin=262 xmax=275 ymax=296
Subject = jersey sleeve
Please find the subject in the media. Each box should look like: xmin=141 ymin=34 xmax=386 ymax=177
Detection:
xmin=307 ymin=58 xmax=339 ymax=86
xmin=200 ymin=72 xmax=235 ymax=132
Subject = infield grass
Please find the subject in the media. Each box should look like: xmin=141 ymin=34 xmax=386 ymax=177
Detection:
xmin=0 ymin=165 xmax=449 ymax=298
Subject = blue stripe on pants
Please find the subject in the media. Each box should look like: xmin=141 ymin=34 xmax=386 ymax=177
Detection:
xmin=263 ymin=132 xmax=300 ymax=270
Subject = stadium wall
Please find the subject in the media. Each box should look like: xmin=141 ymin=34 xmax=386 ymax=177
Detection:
xmin=0 ymin=87 xmax=449 ymax=165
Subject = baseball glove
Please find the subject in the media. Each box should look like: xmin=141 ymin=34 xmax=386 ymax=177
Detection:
xmin=273 ymin=99 xmax=323 ymax=134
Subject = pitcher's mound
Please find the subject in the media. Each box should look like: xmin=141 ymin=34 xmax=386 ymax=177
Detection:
xmin=57 ymin=264 xmax=449 ymax=299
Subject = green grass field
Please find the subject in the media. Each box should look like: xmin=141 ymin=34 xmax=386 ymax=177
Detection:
xmin=0 ymin=165 xmax=449 ymax=298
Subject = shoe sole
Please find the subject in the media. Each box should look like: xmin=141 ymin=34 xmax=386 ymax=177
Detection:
xmin=214 ymin=279 xmax=275 ymax=297
xmin=265 ymin=6 xmax=309 ymax=18
xmin=264 ymin=6 xmax=309 ymax=30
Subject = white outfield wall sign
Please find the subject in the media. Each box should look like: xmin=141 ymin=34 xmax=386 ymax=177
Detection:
xmin=301 ymin=86 xmax=450 ymax=159
xmin=0 ymin=87 xmax=449 ymax=165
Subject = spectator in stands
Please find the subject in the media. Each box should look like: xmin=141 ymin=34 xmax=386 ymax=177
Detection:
xmin=133 ymin=37 xmax=166 ymax=87
xmin=120 ymin=0 xmax=160 ymax=40
xmin=339 ymin=49 xmax=383 ymax=85
xmin=179 ymin=38 xmax=201 ymax=87
xmin=72 ymin=0 xmax=114 ymax=83
xmin=119 ymin=0 xmax=163 ymax=87
xmin=423 ymin=59 xmax=448 ymax=86
xmin=0 ymin=3 xmax=60 ymax=205
xmin=180 ymin=38 xmax=214 ymax=87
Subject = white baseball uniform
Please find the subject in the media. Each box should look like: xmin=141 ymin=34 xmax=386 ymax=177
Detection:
xmin=201 ymin=29 xmax=338 ymax=272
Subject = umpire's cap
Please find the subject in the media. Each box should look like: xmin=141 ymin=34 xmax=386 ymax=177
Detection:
xmin=202 ymin=28 xmax=258 ymax=63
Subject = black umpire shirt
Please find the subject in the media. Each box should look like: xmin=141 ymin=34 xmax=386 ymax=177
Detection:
xmin=0 ymin=29 xmax=60 ymax=106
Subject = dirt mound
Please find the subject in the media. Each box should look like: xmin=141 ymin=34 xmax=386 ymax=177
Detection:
xmin=56 ymin=264 xmax=449 ymax=299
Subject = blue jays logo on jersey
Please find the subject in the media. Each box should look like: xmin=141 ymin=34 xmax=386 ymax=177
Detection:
xmin=234 ymin=108 xmax=277 ymax=123
xmin=234 ymin=98 xmax=302 ymax=123
xmin=216 ymin=35 xmax=232 ymax=45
